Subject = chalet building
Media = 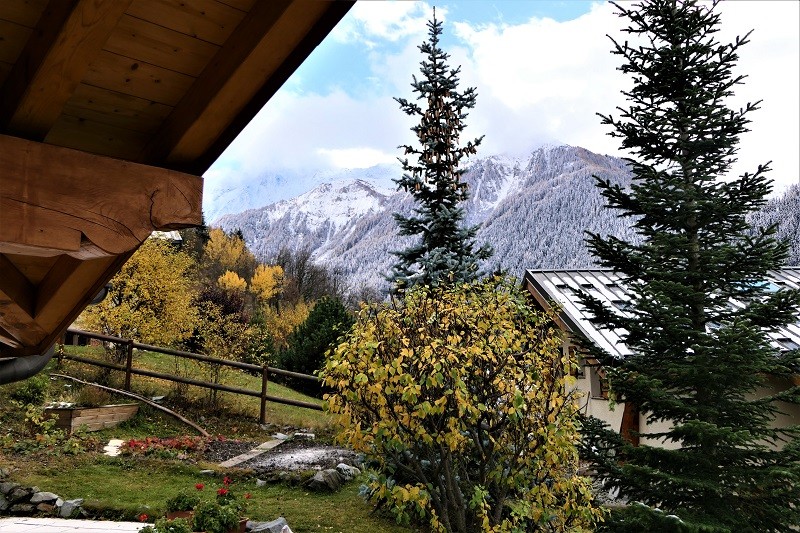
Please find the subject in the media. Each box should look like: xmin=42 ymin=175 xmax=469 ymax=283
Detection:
xmin=0 ymin=0 xmax=353 ymax=384
xmin=523 ymin=268 xmax=800 ymax=448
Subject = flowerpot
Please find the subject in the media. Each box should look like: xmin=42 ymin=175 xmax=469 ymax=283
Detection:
xmin=44 ymin=403 xmax=139 ymax=433
xmin=165 ymin=510 xmax=193 ymax=521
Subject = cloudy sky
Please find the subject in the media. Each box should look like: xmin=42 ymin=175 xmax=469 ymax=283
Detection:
xmin=205 ymin=1 xmax=799 ymax=200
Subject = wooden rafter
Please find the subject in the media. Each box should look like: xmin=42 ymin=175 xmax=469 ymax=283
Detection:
xmin=144 ymin=0 xmax=353 ymax=174
xmin=0 ymin=134 xmax=200 ymax=356
xmin=0 ymin=0 xmax=132 ymax=139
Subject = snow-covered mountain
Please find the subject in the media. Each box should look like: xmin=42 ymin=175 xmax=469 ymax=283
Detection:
xmin=216 ymin=144 xmax=639 ymax=295
xmin=204 ymin=164 xmax=399 ymax=222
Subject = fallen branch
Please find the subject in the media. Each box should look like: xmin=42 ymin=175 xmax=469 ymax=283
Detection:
xmin=49 ymin=373 xmax=210 ymax=437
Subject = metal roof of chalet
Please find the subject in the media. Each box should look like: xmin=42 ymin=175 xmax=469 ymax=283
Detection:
xmin=523 ymin=267 xmax=800 ymax=359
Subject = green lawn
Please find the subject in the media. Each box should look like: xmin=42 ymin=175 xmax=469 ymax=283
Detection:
xmin=10 ymin=455 xmax=413 ymax=533
xmin=58 ymin=345 xmax=334 ymax=433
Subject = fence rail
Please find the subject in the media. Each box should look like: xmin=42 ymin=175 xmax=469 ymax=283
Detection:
xmin=60 ymin=328 xmax=323 ymax=423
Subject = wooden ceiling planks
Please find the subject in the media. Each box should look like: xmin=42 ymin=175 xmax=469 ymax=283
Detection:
xmin=0 ymin=19 xmax=32 ymax=64
xmin=44 ymin=114 xmax=151 ymax=160
xmin=126 ymin=0 xmax=247 ymax=46
xmin=61 ymin=84 xmax=173 ymax=135
xmin=0 ymin=0 xmax=354 ymax=359
xmin=0 ymin=0 xmax=48 ymax=28
xmin=106 ymin=15 xmax=220 ymax=78
xmin=0 ymin=0 xmax=133 ymax=139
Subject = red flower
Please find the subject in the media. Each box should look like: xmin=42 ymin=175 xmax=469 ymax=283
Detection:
xmin=217 ymin=488 xmax=228 ymax=496
xmin=222 ymin=476 xmax=232 ymax=486
xmin=195 ymin=483 xmax=204 ymax=490
xmin=245 ymin=493 xmax=252 ymax=499
xmin=138 ymin=513 xmax=148 ymax=522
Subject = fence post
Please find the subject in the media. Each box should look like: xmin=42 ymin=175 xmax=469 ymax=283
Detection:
xmin=124 ymin=340 xmax=133 ymax=391
xmin=259 ymin=366 xmax=269 ymax=424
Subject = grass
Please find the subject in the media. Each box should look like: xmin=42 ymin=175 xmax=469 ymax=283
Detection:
xmin=57 ymin=345 xmax=334 ymax=434
xmin=0 ymin=352 xmax=416 ymax=532
xmin=7 ymin=454 xmax=413 ymax=533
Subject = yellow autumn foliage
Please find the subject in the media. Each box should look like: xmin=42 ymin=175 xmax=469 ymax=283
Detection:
xmin=251 ymin=264 xmax=284 ymax=302
xmin=203 ymin=228 xmax=257 ymax=281
xmin=78 ymin=238 xmax=198 ymax=346
xmin=259 ymin=299 xmax=311 ymax=350
xmin=323 ymin=277 xmax=603 ymax=532
xmin=217 ymin=270 xmax=247 ymax=292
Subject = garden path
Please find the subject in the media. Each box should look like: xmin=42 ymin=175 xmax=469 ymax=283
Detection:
xmin=0 ymin=517 xmax=142 ymax=532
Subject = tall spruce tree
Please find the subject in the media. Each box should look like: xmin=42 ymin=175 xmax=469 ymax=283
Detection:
xmin=389 ymin=11 xmax=490 ymax=291
xmin=580 ymin=1 xmax=800 ymax=531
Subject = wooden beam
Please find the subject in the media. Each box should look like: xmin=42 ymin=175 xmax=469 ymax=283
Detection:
xmin=140 ymin=0 xmax=292 ymax=167
xmin=0 ymin=254 xmax=35 ymax=318
xmin=144 ymin=0 xmax=354 ymax=174
xmin=0 ymin=134 xmax=202 ymax=257
xmin=0 ymin=0 xmax=132 ymax=139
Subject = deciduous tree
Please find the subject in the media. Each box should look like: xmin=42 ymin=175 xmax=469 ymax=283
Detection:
xmin=78 ymin=238 xmax=197 ymax=346
xmin=324 ymin=278 xmax=600 ymax=532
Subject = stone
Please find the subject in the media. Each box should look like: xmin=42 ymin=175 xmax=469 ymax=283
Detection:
xmin=9 ymin=503 xmax=35 ymax=514
xmin=293 ymin=432 xmax=314 ymax=440
xmin=199 ymin=469 xmax=216 ymax=476
xmin=59 ymin=498 xmax=83 ymax=518
xmin=30 ymin=491 xmax=59 ymax=503
xmin=36 ymin=503 xmax=55 ymax=513
xmin=0 ymin=482 xmax=19 ymax=495
xmin=55 ymin=497 xmax=63 ymax=507
xmin=248 ymin=516 xmax=290 ymax=532
xmin=8 ymin=487 xmax=30 ymax=502
xmin=273 ymin=433 xmax=290 ymax=440
xmin=0 ymin=495 xmax=9 ymax=512
xmin=255 ymin=479 xmax=267 ymax=487
xmin=305 ymin=469 xmax=344 ymax=492
xmin=335 ymin=463 xmax=361 ymax=481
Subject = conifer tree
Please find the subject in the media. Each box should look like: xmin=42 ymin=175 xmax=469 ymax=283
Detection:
xmin=389 ymin=11 xmax=490 ymax=290
xmin=580 ymin=1 xmax=800 ymax=530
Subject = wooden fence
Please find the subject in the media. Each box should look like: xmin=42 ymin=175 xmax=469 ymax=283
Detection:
xmin=60 ymin=328 xmax=323 ymax=424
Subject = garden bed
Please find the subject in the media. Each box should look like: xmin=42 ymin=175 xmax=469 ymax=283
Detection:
xmin=44 ymin=404 xmax=139 ymax=433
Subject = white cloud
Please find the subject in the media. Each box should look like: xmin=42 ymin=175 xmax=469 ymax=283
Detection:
xmin=330 ymin=2 xmax=438 ymax=46
xmin=450 ymin=0 xmax=799 ymax=192
xmin=317 ymin=147 xmax=398 ymax=168
xmin=208 ymin=1 xmax=799 ymax=197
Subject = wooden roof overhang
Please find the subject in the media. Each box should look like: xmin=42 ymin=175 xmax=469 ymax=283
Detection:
xmin=0 ymin=0 xmax=353 ymax=358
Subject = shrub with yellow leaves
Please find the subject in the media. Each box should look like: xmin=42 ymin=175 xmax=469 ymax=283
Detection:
xmin=322 ymin=277 xmax=603 ymax=533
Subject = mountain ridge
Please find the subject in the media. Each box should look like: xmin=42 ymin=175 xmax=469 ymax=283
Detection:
xmin=215 ymin=144 xmax=641 ymax=295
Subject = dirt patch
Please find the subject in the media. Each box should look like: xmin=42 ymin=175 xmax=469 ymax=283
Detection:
xmin=202 ymin=439 xmax=258 ymax=464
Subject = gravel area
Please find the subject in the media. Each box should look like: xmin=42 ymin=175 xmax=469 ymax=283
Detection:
xmin=202 ymin=439 xmax=260 ymax=464
xmin=201 ymin=438 xmax=358 ymax=476
xmin=238 ymin=439 xmax=357 ymax=474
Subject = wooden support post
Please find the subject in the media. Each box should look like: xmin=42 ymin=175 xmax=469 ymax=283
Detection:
xmin=124 ymin=340 xmax=133 ymax=391
xmin=260 ymin=366 xmax=269 ymax=425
